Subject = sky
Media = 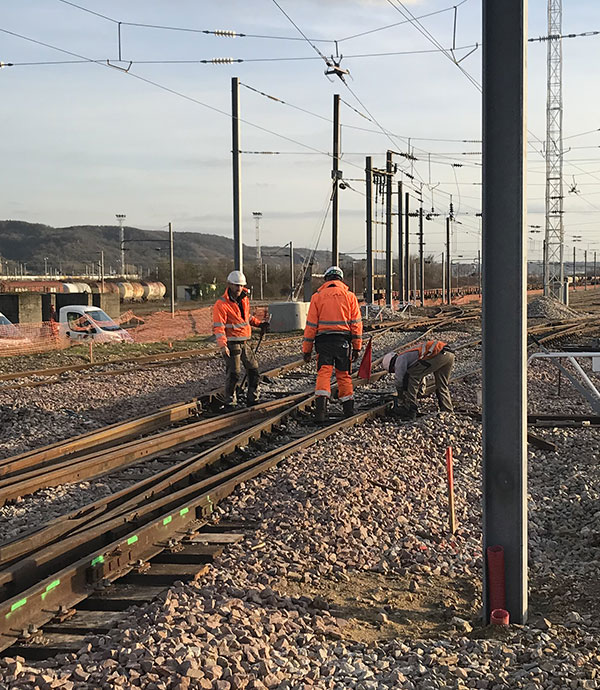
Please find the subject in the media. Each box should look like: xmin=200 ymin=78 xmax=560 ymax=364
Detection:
xmin=1 ymin=0 xmax=599 ymax=268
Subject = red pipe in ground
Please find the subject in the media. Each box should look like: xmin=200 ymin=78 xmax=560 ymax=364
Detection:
xmin=486 ymin=545 xmax=506 ymax=616
xmin=491 ymin=608 xmax=510 ymax=625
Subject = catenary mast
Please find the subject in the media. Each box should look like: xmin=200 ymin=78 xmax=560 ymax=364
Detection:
xmin=543 ymin=0 xmax=565 ymax=300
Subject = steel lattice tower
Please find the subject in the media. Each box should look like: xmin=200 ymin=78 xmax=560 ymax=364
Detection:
xmin=543 ymin=0 xmax=564 ymax=300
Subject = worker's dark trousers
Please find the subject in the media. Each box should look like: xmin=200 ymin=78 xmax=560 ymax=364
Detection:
xmin=223 ymin=342 xmax=259 ymax=404
xmin=400 ymin=349 xmax=455 ymax=412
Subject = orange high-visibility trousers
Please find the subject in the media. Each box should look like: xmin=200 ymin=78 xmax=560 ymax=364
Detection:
xmin=315 ymin=362 xmax=354 ymax=401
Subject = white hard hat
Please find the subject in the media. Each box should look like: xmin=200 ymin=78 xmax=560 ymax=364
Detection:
xmin=382 ymin=352 xmax=395 ymax=372
xmin=324 ymin=265 xmax=344 ymax=280
xmin=227 ymin=270 xmax=247 ymax=286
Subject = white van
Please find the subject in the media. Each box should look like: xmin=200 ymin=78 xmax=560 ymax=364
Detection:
xmin=59 ymin=306 xmax=134 ymax=343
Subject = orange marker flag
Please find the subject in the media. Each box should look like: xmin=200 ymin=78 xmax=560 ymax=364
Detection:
xmin=358 ymin=338 xmax=373 ymax=380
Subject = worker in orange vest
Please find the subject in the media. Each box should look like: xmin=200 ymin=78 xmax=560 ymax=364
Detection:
xmin=302 ymin=266 xmax=362 ymax=421
xmin=382 ymin=339 xmax=455 ymax=420
xmin=213 ymin=270 xmax=269 ymax=407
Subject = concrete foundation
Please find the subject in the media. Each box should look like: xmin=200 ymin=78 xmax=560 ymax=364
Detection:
xmin=268 ymin=301 xmax=310 ymax=333
xmin=0 ymin=293 xmax=42 ymax=323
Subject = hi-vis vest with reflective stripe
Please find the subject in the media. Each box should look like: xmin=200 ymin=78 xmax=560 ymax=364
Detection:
xmin=407 ymin=339 xmax=447 ymax=360
xmin=213 ymin=289 xmax=261 ymax=347
xmin=302 ymin=280 xmax=362 ymax=354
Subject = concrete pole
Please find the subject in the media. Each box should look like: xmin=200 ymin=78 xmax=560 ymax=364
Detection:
xmin=365 ymin=157 xmax=374 ymax=305
xmin=482 ymin=0 xmax=528 ymax=624
xmin=404 ymin=192 xmax=410 ymax=302
xmin=385 ymin=151 xmax=393 ymax=307
xmin=332 ymin=94 xmax=341 ymax=266
xmin=397 ymin=181 xmax=404 ymax=301
xmin=573 ymin=246 xmax=576 ymax=288
xmin=594 ymin=251 xmax=597 ymax=286
xmin=100 ymin=250 xmax=105 ymax=295
xmin=289 ymin=241 xmax=294 ymax=301
xmin=169 ymin=222 xmax=175 ymax=317
xmin=446 ymin=216 xmax=452 ymax=304
xmin=584 ymin=249 xmax=588 ymax=289
xmin=441 ymin=252 xmax=445 ymax=303
xmin=418 ymin=205 xmax=425 ymax=306
xmin=232 ymin=77 xmax=243 ymax=272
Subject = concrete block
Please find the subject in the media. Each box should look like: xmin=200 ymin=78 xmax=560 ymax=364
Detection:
xmin=0 ymin=293 xmax=42 ymax=324
xmin=268 ymin=301 xmax=310 ymax=333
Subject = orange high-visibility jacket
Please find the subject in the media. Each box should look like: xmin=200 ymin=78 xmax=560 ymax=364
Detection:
xmin=213 ymin=289 xmax=261 ymax=348
xmin=407 ymin=339 xmax=447 ymax=359
xmin=302 ymin=280 xmax=362 ymax=354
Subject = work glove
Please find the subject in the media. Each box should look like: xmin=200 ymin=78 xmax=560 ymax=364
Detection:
xmin=303 ymin=352 xmax=312 ymax=364
xmin=352 ymin=349 xmax=360 ymax=362
xmin=259 ymin=321 xmax=270 ymax=334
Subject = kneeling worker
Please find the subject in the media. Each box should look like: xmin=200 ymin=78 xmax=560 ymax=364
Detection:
xmin=213 ymin=271 xmax=269 ymax=407
xmin=382 ymin=339 xmax=455 ymax=420
xmin=302 ymin=266 xmax=362 ymax=421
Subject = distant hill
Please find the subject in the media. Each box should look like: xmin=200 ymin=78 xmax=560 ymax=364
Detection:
xmin=0 ymin=220 xmax=342 ymax=276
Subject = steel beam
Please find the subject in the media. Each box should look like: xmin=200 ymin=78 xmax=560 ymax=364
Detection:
xmin=482 ymin=0 xmax=528 ymax=624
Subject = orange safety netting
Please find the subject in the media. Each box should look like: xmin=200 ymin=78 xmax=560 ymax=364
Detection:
xmin=122 ymin=306 xmax=268 ymax=344
xmin=0 ymin=306 xmax=269 ymax=357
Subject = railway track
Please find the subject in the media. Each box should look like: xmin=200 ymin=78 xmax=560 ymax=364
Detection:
xmin=0 ymin=309 xmax=478 ymax=656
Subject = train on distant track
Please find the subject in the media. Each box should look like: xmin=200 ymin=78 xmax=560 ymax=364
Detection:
xmin=0 ymin=279 xmax=167 ymax=302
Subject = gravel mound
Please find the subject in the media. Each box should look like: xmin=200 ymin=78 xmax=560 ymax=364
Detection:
xmin=527 ymin=296 xmax=581 ymax=320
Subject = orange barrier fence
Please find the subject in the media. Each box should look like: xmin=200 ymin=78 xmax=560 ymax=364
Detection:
xmin=0 ymin=306 xmax=269 ymax=358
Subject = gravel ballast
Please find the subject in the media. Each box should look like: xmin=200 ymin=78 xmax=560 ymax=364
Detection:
xmin=2 ymin=320 xmax=600 ymax=689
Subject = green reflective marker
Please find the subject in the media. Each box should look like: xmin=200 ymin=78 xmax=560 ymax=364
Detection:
xmin=127 ymin=535 xmax=138 ymax=546
xmin=163 ymin=515 xmax=172 ymax=526
xmin=6 ymin=598 xmax=27 ymax=617
xmin=179 ymin=507 xmax=189 ymax=517
xmin=91 ymin=555 xmax=104 ymax=567
xmin=41 ymin=579 xmax=60 ymax=601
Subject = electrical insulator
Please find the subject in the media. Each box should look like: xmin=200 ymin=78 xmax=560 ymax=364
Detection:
xmin=208 ymin=58 xmax=235 ymax=64
xmin=213 ymin=30 xmax=238 ymax=37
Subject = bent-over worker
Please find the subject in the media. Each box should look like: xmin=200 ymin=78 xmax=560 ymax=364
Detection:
xmin=382 ymin=339 xmax=455 ymax=420
xmin=302 ymin=265 xmax=362 ymax=421
xmin=213 ymin=271 xmax=269 ymax=407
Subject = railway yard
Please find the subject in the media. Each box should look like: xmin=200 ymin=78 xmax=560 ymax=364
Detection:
xmin=0 ymin=293 xmax=599 ymax=689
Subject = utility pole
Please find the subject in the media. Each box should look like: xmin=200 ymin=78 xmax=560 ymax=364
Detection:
xmin=543 ymin=0 xmax=565 ymax=300
xmin=478 ymin=249 xmax=482 ymax=295
xmin=397 ymin=181 xmax=404 ymax=302
xmin=116 ymin=214 xmax=126 ymax=276
xmin=385 ymin=150 xmax=393 ymax=307
xmin=232 ymin=76 xmax=243 ymax=272
xmin=441 ymin=252 xmax=445 ymax=303
xmin=418 ymin=204 xmax=425 ymax=306
xmin=332 ymin=94 xmax=341 ymax=266
xmin=169 ymin=222 xmax=175 ymax=317
xmin=584 ymin=249 xmax=588 ymax=289
xmin=365 ymin=157 xmax=374 ymax=307
xmin=482 ymin=0 xmax=528 ymax=624
xmin=404 ymin=192 xmax=410 ymax=302
xmin=288 ymin=241 xmax=294 ymax=301
xmin=572 ymin=246 xmax=576 ymax=288
xmin=594 ymin=251 xmax=597 ymax=286
xmin=446 ymin=216 xmax=452 ymax=305
xmin=253 ymin=211 xmax=263 ymax=300
xmin=100 ymin=250 xmax=105 ymax=295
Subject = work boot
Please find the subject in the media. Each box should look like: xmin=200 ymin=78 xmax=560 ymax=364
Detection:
xmin=401 ymin=403 xmax=418 ymax=422
xmin=315 ymin=396 xmax=328 ymax=423
xmin=246 ymin=369 xmax=260 ymax=407
xmin=342 ymin=400 xmax=355 ymax=418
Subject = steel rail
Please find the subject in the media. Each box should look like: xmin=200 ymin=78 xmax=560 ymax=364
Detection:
xmin=0 ymin=401 xmax=389 ymax=652
xmin=0 ymin=394 xmax=308 ymax=504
